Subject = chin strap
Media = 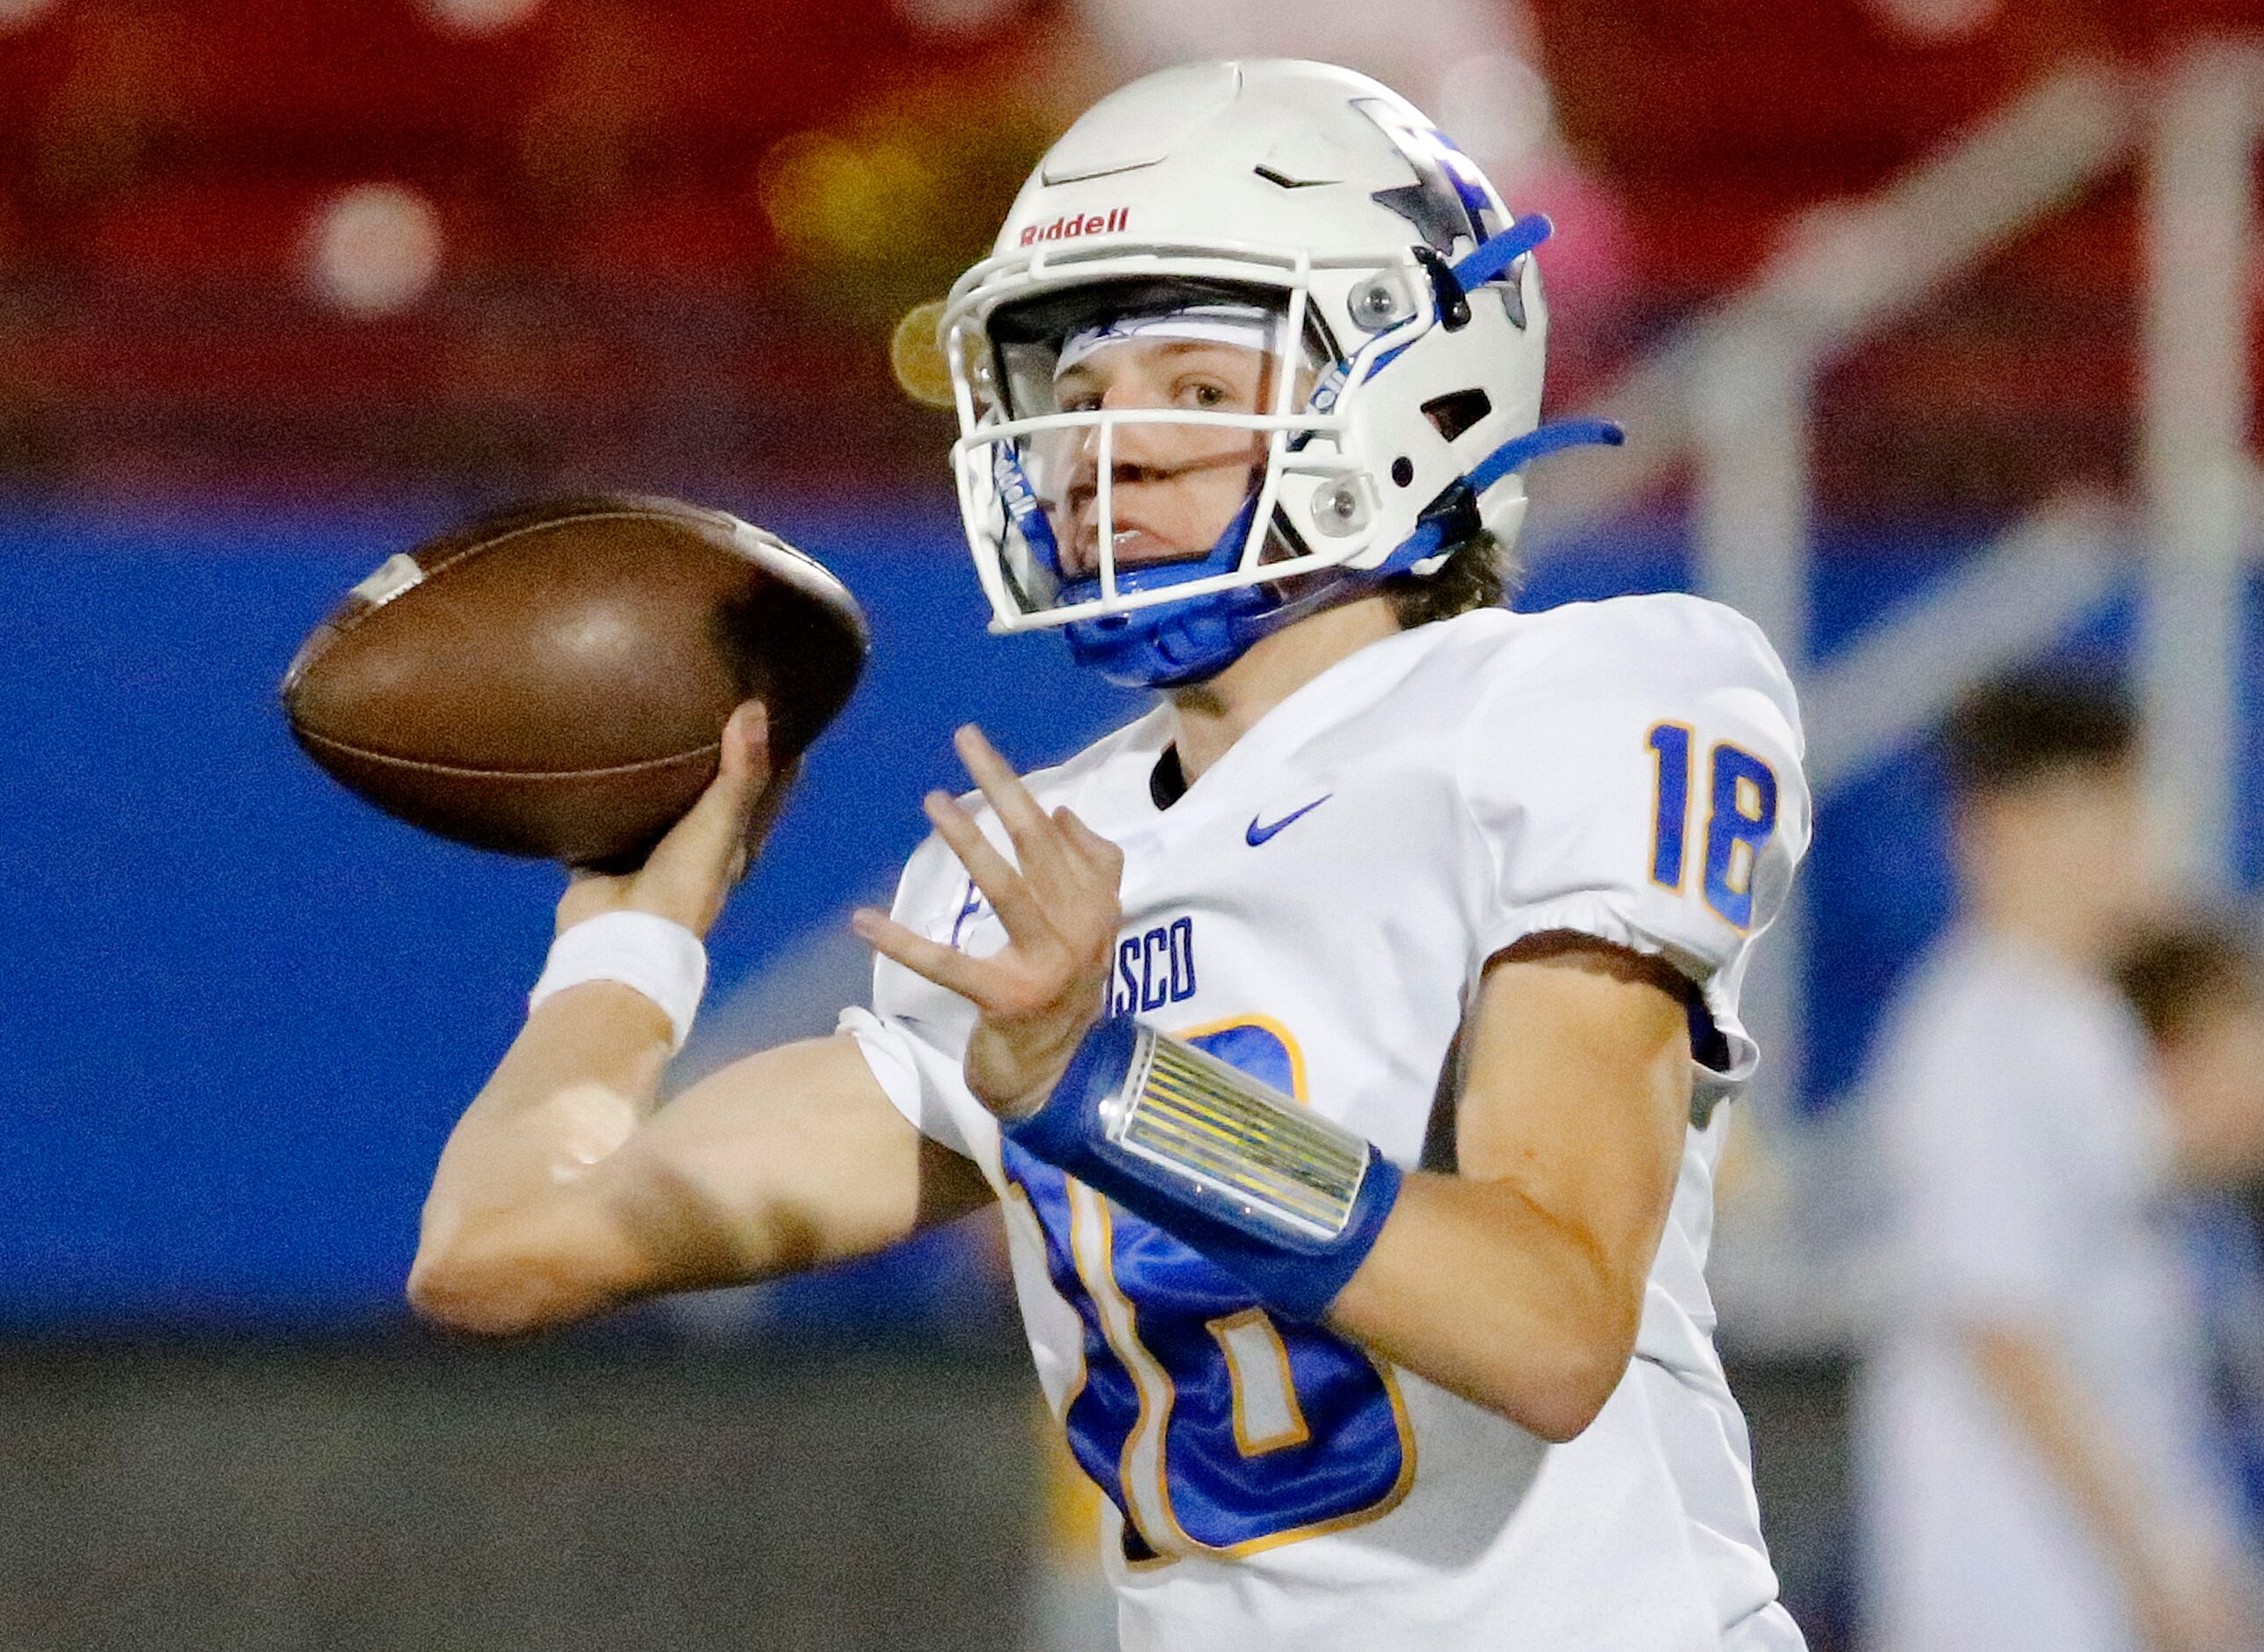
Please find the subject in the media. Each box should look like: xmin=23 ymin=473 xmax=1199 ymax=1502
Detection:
xmin=1056 ymin=492 xmax=1273 ymax=687
xmin=1453 ymin=213 xmax=1554 ymax=291
xmin=1467 ymin=418 xmax=1625 ymax=494
xmin=1370 ymin=416 xmax=1624 ymax=581
xmin=1417 ymin=216 xmax=1555 ymax=332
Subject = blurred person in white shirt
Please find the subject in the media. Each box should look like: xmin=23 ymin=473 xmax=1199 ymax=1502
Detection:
xmin=1852 ymin=671 xmax=2258 ymax=1652
xmin=2117 ymin=921 xmax=2264 ymax=1552
xmin=2117 ymin=920 xmax=2264 ymax=1198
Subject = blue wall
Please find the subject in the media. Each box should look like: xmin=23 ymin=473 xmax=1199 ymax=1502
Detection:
xmin=0 ymin=502 xmax=1147 ymax=1331
xmin=4 ymin=507 xmax=2243 ymax=1330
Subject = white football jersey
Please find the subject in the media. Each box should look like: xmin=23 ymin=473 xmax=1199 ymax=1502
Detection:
xmin=843 ymin=596 xmax=1812 ymax=1651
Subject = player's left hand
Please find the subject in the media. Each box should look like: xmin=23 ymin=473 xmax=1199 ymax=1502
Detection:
xmin=853 ymin=725 xmax=1125 ymax=1120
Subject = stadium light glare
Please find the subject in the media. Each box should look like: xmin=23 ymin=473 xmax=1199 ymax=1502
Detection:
xmin=759 ymin=132 xmax=935 ymax=262
xmin=894 ymin=0 xmax=1022 ymax=36
xmin=1433 ymin=55 xmax=1554 ymax=177
xmin=420 ymin=0 xmax=543 ymax=34
xmin=1862 ymin=0 xmax=2001 ymax=44
xmin=308 ymin=184 xmax=445 ymax=318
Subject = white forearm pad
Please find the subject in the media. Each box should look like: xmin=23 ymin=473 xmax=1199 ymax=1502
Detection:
xmin=528 ymin=910 xmax=707 ymax=1054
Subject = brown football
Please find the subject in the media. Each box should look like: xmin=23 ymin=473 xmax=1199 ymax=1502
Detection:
xmin=281 ymin=494 xmax=868 ymax=867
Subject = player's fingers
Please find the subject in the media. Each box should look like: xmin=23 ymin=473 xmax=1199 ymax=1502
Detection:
xmin=663 ymin=702 xmax=773 ymax=865
xmin=923 ymin=791 xmax=1059 ymax=947
xmin=1050 ymin=811 xmax=1125 ymax=947
xmin=1052 ymin=806 xmax=1126 ymax=882
xmin=954 ymin=725 xmax=1073 ymax=884
xmin=923 ymin=789 xmax=1017 ymax=888
xmin=1042 ymin=810 xmax=1125 ymax=956
xmin=740 ymin=754 xmax=801 ymax=862
xmin=630 ymin=702 xmax=773 ymax=926
xmin=715 ymin=698 xmax=772 ymax=795
xmin=850 ymin=909 xmax=1003 ymax=1006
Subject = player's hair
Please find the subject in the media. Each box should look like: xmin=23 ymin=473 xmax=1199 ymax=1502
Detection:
xmin=1938 ymin=669 xmax=2136 ymax=798
xmin=2114 ymin=919 xmax=2264 ymax=1048
xmin=1381 ymin=529 xmax=1515 ymax=627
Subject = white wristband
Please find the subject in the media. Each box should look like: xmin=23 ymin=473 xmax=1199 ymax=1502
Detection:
xmin=528 ymin=910 xmax=708 ymax=1054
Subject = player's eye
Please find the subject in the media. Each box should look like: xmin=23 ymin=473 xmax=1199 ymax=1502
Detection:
xmin=1058 ymin=390 xmax=1103 ymax=413
xmin=1177 ymin=378 xmax=1235 ymax=411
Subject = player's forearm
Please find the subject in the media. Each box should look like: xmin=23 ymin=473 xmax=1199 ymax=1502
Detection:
xmin=1323 ymin=943 xmax=1686 ymax=1442
xmin=411 ymin=1025 xmax=962 ymax=1338
xmin=413 ymin=983 xmax=673 ymax=1290
xmin=1329 ymin=1170 xmax=1646 ymax=1442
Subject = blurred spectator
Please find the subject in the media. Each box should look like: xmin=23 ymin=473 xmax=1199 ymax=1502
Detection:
xmin=2118 ymin=920 xmax=2264 ymax=1194
xmin=1851 ymin=671 xmax=2256 ymax=1652
xmin=2117 ymin=920 xmax=2264 ymax=1546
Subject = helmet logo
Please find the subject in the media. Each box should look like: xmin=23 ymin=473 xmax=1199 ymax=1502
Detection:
xmin=1355 ymin=99 xmax=1504 ymax=255
xmin=1019 ymin=208 xmax=1131 ymax=248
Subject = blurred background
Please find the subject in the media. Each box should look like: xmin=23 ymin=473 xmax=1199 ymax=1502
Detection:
xmin=4 ymin=1 xmax=2262 ymax=1648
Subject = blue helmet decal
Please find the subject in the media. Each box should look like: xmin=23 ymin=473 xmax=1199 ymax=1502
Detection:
xmin=992 ymin=442 xmax=1062 ymax=586
xmin=1356 ymin=99 xmax=1506 ymax=254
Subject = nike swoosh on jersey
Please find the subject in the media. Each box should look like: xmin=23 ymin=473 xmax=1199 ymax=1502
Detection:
xmin=1245 ymin=795 xmax=1331 ymax=846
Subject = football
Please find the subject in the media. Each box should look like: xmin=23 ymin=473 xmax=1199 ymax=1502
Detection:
xmin=281 ymin=494 xmax=868 ymax=867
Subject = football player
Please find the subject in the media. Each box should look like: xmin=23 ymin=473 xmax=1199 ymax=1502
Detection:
xmin=409 ymin=60 xmax=1812 ymax=1651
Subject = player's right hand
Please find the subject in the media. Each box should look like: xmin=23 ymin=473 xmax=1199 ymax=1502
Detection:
xmin=555 ymin=699 xmax=784 ymax=939
xmin=852 ymin=724 xmax=1125 ymax=1120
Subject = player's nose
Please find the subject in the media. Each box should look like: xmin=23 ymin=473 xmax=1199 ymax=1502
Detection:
xmin=1076 ymin=418 xmax=1174 ymax=479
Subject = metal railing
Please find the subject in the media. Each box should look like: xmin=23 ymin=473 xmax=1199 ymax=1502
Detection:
xmin=1554 ymin=44 xmax=2264 ymax=1132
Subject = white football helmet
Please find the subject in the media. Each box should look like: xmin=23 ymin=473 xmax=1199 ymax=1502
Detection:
xmin=938 ymin=57 xmax=1617 ymax=687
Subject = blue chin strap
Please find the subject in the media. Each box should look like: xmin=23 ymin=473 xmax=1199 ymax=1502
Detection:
xmin=1057 ymin=495 xmax=1271 ymax=689
xmin=1027 ymin=217 xmax=1624 ymax=690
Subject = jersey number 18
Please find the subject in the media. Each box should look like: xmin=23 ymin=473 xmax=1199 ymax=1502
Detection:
xmin=1645 ymin=724 xmax=1778 ymax=931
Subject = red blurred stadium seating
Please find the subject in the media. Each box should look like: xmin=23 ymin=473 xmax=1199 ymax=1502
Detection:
xmin=0 ymin=0 xmax=2247 ymax=510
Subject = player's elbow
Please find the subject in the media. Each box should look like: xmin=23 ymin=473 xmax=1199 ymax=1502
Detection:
xmin=406 ymin=1228 xmax=611 ymax=1339
xmin=1500 ymin=1290 xmax=1642 ymax=1444
xmin=1417 ymin=1310 xmax=1633 ymax=1443
xmin=1516 ymin=1335 xmax=1633 ymax=1443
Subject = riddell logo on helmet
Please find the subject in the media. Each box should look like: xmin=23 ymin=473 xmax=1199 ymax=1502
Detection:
xmin=1019 ymin=208 xmax=1130 ymax=247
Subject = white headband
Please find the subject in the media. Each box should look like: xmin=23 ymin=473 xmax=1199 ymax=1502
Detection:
xmin=1055 ymin=303 xmax=1279 ymax=379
